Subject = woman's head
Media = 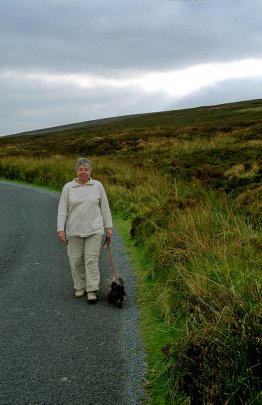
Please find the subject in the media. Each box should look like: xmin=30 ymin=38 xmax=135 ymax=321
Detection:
xmin=75 ymin=157 xmax=92 ymax=184
xmin=76 ymin=157 xmax=92 ymax=171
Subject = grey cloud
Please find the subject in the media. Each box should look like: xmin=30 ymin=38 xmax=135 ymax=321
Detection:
xmin=0 ymin=0 xmax=262 ymax=75
xmin=173 ymin=76 xmax=262 ymax=110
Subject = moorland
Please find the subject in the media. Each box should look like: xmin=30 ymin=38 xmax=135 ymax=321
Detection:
xmin=0 ymin=99 xmax=261 ymax=404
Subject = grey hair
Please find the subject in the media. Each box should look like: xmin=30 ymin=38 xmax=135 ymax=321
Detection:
xmin=76 ymin=157 xmax=92 ymax=170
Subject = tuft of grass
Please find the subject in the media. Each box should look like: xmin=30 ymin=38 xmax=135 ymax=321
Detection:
xmin=163 ymin=306 xmax=261 ymax=404
xmin=0 ymin=155 xmax=75 ymax=189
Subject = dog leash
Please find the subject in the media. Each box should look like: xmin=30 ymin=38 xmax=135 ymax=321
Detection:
xmin=103 ymin=236 xmax=116 ymax=277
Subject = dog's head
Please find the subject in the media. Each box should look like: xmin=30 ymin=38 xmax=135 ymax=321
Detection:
xmin=111 ymin=281 xmax=125 ymax=299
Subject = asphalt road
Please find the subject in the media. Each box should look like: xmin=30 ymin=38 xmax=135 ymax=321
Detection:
xmin=0 ymin=182 xmax=146 ymax=405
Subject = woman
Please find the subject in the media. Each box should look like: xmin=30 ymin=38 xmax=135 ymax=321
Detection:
xmin=57 ymin=157 xmax=113 ymax=303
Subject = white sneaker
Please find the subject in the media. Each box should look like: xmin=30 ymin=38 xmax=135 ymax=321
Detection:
xmin=75 ymin=289 xmax=86 ymax=298
xmin=87 ymin=291 xmax=97 ymax=302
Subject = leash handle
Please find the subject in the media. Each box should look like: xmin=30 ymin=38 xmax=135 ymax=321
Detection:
xmin=104 ymin=237 xmax=116 ymax=276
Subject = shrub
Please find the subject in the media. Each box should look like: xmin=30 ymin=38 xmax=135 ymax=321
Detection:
xmin=163 ymin=307 xmax=261 ymax=404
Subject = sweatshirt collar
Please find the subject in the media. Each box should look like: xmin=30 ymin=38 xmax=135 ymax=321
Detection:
xmin=72 ymin=178 xmax=94 ymax=187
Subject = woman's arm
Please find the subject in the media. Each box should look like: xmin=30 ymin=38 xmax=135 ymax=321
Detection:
xmin=57 ymin=186 xmax=69 ymax=240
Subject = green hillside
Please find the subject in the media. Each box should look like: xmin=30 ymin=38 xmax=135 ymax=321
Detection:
xmin=1 ymin=98 xmax=262 ymax=158
xmin=0 ymin=99 xmax=261 ymax=404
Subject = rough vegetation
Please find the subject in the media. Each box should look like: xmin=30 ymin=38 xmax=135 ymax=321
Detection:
xmin=0 ymin=99 xmax=261 ymax=404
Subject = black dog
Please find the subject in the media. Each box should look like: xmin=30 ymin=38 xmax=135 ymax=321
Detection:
xmin=107 ymin=275 xmax=126 ymax=308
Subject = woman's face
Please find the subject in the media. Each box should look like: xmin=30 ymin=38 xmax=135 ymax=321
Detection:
xmin=76 ymin=164 xmax=91 ymax=184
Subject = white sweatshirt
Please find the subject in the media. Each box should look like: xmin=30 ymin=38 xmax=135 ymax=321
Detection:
xmin=57 ymin=178 xmax=113 ymax=237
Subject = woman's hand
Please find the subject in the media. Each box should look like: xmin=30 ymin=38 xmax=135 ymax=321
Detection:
xmin=105 ymin=228 xmax=113 ymax=238
xmin=57 ymin=231 xmax=66 ymax=242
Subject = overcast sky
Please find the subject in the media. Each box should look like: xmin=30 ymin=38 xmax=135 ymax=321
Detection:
xmin=0 ymin=0 xmax=261 ymax=136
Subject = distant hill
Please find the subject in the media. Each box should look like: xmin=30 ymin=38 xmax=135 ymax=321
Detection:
xmin=2 ymin=113 xmax=147 ymax=139
xmin=0 ymin=98 xmax=261 ymax=158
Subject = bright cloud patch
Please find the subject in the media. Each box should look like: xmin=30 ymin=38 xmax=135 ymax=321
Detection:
xmin=1 ymin=58 xmax=261 ymax=100
xmin=139 ymin=59 xmax=262 ymax=97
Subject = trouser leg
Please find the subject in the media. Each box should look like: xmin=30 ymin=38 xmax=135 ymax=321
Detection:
xmin=67 ymin=236 xmax=86 ymax=290
xmin=84 ymin=234 xmax=103 ymax=292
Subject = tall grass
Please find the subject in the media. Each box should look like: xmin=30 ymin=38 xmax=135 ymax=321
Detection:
xmin=0 ymin=155 xmax=261 ymax=404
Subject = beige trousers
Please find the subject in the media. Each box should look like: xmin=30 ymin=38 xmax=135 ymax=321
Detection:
xmin=67 ymin=234 xmax=103 ymax=292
